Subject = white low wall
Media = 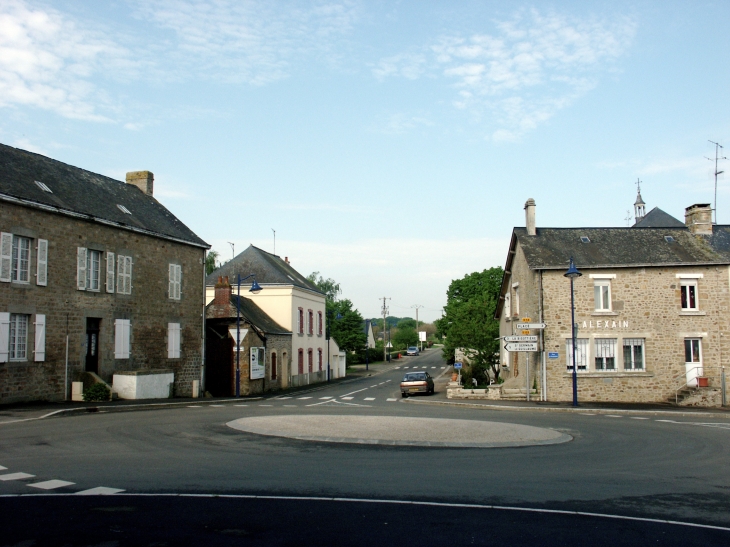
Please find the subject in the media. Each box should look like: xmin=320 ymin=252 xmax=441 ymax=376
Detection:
xmin=113 ymin=370 xmax=175 ymax=400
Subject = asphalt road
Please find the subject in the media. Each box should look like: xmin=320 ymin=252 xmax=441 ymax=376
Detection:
xmin=2 ymin=349 xmax=730 ymax=546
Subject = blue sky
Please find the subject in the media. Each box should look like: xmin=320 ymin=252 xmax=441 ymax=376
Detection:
xmin=2 ymin=0 xmax=729 ymax=322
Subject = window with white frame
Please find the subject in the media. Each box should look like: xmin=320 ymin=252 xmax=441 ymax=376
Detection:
xmin=680 ymin=280 xmax=698 ymax=310
xmin=117 ymin=255 xmax=133 ymax=294
xmin=9 ymin=314 xmax=29 ymax=361
xmin=623 ymin=338 xmax=644 ymax=370
xmin=169 ymin=264 xmax=182 ymax=300
xmin=86 ymin=250 xmax=101 ymax=291
xmin=594 ymin=280 xmax=611 ymax=311
xmin=11 ymin=236 xmax=31 ymax=283
xmin=566 ymin=338 xmax=588 ymax=372
xmin=114 ymin=319 xmax=131 ymax=359
xmin=594 ymin=339 xmax=616 ymax=370
xmin=167 ymin=322 xmax=181 ymax=358
xmin=684 ymin=338 xmax=701 ymax=364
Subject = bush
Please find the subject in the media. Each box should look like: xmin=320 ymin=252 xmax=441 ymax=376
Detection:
xmin=83 ymin=383 xmax=110 ymax=402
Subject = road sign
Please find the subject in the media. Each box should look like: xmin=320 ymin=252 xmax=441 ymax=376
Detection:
xmin=504 ymin=342 xmax=539 ymax=352
xmin=521 ymin=317 xmax=532 ymax=322
xmin=548 ymin=352 xmax=559 ymax=359
xmin=521 ymin=330 xmax=531 ymax=335
xmin=454 ymin=362 xmax=462 ymax=369
xmin=504 ymin=335 xmax=538 ymax=342
xmin=515 ymin=322 xmax=546 ymax=329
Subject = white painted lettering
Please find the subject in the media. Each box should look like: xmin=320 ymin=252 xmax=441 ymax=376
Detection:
xmin=623 ymin=321 xmax=629 ymax=328
xmin=582 ymin=321 xmax=588 ymax=329
xmin=612 ymin=321 xmax=617 ymax=328
xmin=596 ymin=321 xmax=602 ymax=328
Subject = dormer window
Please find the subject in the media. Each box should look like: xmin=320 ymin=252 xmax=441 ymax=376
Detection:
xmin=34 ymin=180 xmax=52 ymax=193
xmin=117 ymin=204 xmax=132 ymax=215
xmin=580 ymin=236 xmax=590 ymax=243
xmin=664 ymin=235 xmax=675 ymax=243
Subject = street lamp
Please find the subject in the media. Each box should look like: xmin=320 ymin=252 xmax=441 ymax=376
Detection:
xmin=564 ymin=256 xmax=582 ymax=407
xmin=235 ymin=273 xmax=262 ymax=397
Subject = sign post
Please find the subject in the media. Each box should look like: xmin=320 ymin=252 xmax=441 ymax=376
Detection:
xmin=454 ymin=361 xmax=462 ymax=385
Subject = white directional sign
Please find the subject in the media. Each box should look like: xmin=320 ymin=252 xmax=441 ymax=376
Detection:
xmin=504 ymin=335 xmax=538 ymax=342
xmin=504 ymin=342 xmax=539 ymax=352
xmin=515 ymin=323 xmax=546 ymax=329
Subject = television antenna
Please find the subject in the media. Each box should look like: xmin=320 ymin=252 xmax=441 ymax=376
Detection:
xmin=706 ymin=140 xmax=726 ymax=224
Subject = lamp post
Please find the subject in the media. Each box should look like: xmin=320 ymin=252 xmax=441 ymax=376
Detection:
xmin=235 ymin=273 xmax=262 ymax=397
xmin=564 ymin=257 xmax=582 ymax=407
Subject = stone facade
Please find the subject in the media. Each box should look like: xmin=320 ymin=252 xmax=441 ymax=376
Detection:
xmin=0 ymin=201 xmax=206 ymax=403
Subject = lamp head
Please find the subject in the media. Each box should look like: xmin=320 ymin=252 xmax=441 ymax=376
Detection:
xmin=249 ymin=279 xmax=263 ymax=294
xmin=564 ymin=257 xmax=582 ymax=279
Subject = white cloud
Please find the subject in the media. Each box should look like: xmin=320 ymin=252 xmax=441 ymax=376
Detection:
xmin=0 ymin=0 xmax=136 ymax=121
xmin=375 ymin=8 xmax=636 ymax=140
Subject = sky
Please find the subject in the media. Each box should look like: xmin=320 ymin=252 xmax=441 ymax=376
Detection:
xmin=2 ymin=0 xmax=730 ymax=322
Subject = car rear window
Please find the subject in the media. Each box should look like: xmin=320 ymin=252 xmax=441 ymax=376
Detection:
xmin=404 ymin=373 xmax=426 ymax=381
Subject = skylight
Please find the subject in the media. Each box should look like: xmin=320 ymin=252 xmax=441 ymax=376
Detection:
xmin=580 ymin=236 xmax=590 ymax=243
xmin=34 ymin=180 xmax=52 ymax=193
xmin=117 ymin=204 xmax=132 ymax=215
xmin=664 ymin=235 xmax=675 ymax=243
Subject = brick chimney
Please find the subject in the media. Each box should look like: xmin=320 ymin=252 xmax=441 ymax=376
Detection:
xmin=126 ymin=171 xmax=154 ymax=195
xmin=284 ymin=257 xmax=290 ymax=264
xmin=525 ymin=198 xmax=536 ymax=236
xmin=214 ymin=276 xmax=232 ymax=306
xmin=685 ymin=203 xmax=712 ymax=235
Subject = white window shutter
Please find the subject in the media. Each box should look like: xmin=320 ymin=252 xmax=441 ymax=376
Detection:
xmin=76 ymin=247 xmax=87 ymax=290
xmin=36 ymin=239 xmax=48 ymax=286
xmin=115 ymin=319 xmax=131 ymax=359
xmin=0 ymin=233 xmax=12 ymax=283
xmin=125 ymin=256 xmax=132 ymax=294
xmin=116 ymin=255 xmax=124 ymax=293
xmin=168 ymin=322 xmax=181 ymax=358
xmin=168 ymin=264 xmax=175 ymax=299
xmin=106 ymin=252 xmax=115 ymax=293
xmin=34 ymin=314 xmax=46 ymax=361
xmin=176 ymin=265 xmax=182 ymax=300
xmin=0 ymin=312 xmax=9 ymax=363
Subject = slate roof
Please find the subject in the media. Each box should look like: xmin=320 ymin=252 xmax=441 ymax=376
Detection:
xmin=0 ymin=143 xmax=208 ymax=248
xmin=206 ymin=245 xmax=322 ymax=293
xmin=229 ymin=295 xmax=290 ymax=335
xmin=633 ymin=207 xmax=685 ymax=228
xmin=513 ymin=227 xmax=728 ymax=271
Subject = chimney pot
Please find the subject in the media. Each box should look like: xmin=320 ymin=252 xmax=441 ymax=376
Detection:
xmin=685 ymin=203 xmax=713 ymax=235
xmin=126 ymin=171 xmax=154 ymax=196
xmin=213 ymin=275 xmax=232 ymax=306
xmin=524 ymin=198 xmax=536 ymax=236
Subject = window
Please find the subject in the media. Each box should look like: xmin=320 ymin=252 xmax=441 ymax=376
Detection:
xmin=167 ymin=323 xmax=181 ymax=359
xmin=623 ymin=338 xmax=644 ymax=370
xmin=86 ymin=250 xmax=101 ymax=291
xmin=34 ymin=180 xmax=52 ymax=193
xmin=271 ymin=352 xmax=277 ymax=380
xmin=684 ymin=338 xmax=701 ymax=364
xmin=297 ymin=348 xmax=304 ymax=374
xmin=298 ymin=308 xmax=304 ymax=334
xmin=169 ymin=264 xmax=182 ymax=300
xmin=308 ymin=310 xmax=314 ymax=335
xmin=580 ymin=236 xmax=591 ymax=243
xmin=318 ymin=348 xmax=323 ymax=371
xmin=9 ymin=314 xmax=29 ymax=361
xmin=680 ymin=280 xmax=698 ymax=310
xmin=117 ymin=204 xmax=131 ymax=214
xmin=308 ymin=348 xmax=313 ymax=373
xmin=318 ymin=311 xmax=323 ymax=336
xmin=117 ymin=255 xmax=133 ymax=294
xmin=594 ymin=339 xmax=616 ymax=371
xmin=566 ymin=338 xmax=588 ymax=372
xmin=114 ymin=319 xmax=131 ymax=359
xmin=11 ymin=236 xmax=31 ymax=283
xmin=594 ymin=280 xmax=611 ymax=311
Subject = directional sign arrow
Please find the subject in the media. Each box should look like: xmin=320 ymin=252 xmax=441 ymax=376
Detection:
xmin=515 ymin=323 xmax=546 ymax=329
xmin=504 ymin=342 xmax=539 ymax=352
xmin=504 ymin=335 xmax=538 ymax=342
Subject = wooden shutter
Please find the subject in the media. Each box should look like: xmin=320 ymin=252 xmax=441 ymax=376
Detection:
xmin=168 ymin=322 xmax=181 ymax=358
xmin=176 ymin=265 xmax=182 ymax=300
xmin=105 ymin=252 xmax=115 ymax=293
xmin=0 ymin=312 xmax=9 ymax=363
xmin=115 ymin=319 xmax=130 ymax=359
xmin=76 ymin=247 xmax=87 ymax=290
xmin=0 ymin=233 xmax=11 ymax=282
xmin=34 ymin=314 xmax=46 ymax=361
xmin=36 ymin=239 xmax=48 ymax=286
xmin=125 ymin=256 xmax=133 ymax=294
xmin=168 ymin=264 xmax=175 ymax=298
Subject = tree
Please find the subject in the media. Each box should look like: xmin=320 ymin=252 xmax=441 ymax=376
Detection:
xmin=397 ymin=318 xmax=416 ymax=329
xmin=205 ymin=250 xmax=220 ymax=276
xmin=392 ymin=326 xmax=418 ymax=349
xmin=330 ymin=299 xmax=366 ymax=352
xmin=306 ymin=272 xmax=341 ymax=301
xmin=438 ymin=267 xmax=504 ymax=383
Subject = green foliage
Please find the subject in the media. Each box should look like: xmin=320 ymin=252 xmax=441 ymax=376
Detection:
xmin=397 ymin=318 xmax=417 ymax=329
xmin=83 ymin=383 xmax=110 ymax=402
xmin=393 ymin=326 xmax=418 ymax=348
xmin=438 ymin=267 xmax=504 ymax=383
xmin=330 ymin=299 xmax=366 ymax=352
xmin=205 ymin=250 xmax=220 ymax=276
xmin=306 ymin=272 xmax=341 ymax=302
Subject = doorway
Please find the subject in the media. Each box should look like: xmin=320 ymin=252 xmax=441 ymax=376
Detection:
xmin=85 ymin=318 xmax=101 ymax=374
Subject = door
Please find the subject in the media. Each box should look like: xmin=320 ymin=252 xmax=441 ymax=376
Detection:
xmin=684 ymin=338 xmax=702 ymax=387
xmin=85 ymin=318 xmax=101 ymax=374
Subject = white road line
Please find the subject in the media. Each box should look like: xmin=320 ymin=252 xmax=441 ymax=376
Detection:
xmin=235 ymin=405 xmax=248 ymax=407
xmin=341 ymin=397 xmax=354 ymax=400
xmin=631 ymin=417 xmax=650 ymax=420
xmin=394 ymin=366 xmax=401 ymax=369
xmin=187 ymin=406 xmax=202 ymax=408
xmin=259 ymin=404 xmax=273 ymax=407
xmin=656 ymin=419 xmax=678 ymax=423
xmin=341 ymin=387 xmax=369 ymax=397
xmin=364 ymin=397 xmax=375 ymax=401
xmin=387 ymin=398 xmax=397 ymax=402
xmin=298 ymin=397 xmax=312 ymax=400
xmin=319 ymin=396 xmax=333 ymax=400
xmin=283 ymin=405 xmax=297 ymax=407
xmin=0 ymin=466 xmax=6 ymax=471
xmin=370 ymin=385 xmax=377 ymax=388
xmin=605 ymin=415 xmax=622 ymax=418
xmin=210 ymin=405 xmax=225 ymax=407
xmin=28 ymin=480 xmax=75 ymax=490
xmin=385 ymin=380 xmax=392 ymax=383
xmin=580 ymin=413 xmax=596 ymax=416
xmin=0 ymin=473 xmax=35 ymax=481
xmin=75 ymin=487 xmax=125 ymax=495
xmin=277 ymin=397 xmax=292 ymax=400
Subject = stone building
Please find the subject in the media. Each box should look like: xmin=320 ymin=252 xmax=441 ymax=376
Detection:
xmin=206 ymin=276 xmax=291 ymax=396
xmin=206 ymin=245 xmax=344 ymax=389
xmin=0 ymin=144 xmax=208 ymax=403
xmin=495 ymin=195 xmax=730 ymax=406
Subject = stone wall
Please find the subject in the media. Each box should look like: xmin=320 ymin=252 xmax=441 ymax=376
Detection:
xmin=0 ymin=201 xmax=205 ymax=403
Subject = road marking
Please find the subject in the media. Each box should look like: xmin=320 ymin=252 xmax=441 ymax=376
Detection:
xmin=385 ymin=380 xmax=392 ymax=383
xmin=298 ymin=397 xmax=312 ymax=400
xmin=370 ymin=385 xmax=377 ymax=388
xmin=387 ymin=398 xmax=397 ymax=402
xmin=580 ymin=413 xmax=596 ymax=416
xmin=259 ymin=404 xmax=273 ymax=407
xmin=319 ymin=396 xmax=333 ymax=400
xmin=0 ymin=473 xmax=35 ymax=481
xmin=341 ymin=387 xmax=368 ymax=397
xmin=277 ymin=397 xmax=292 ymax=400
xmin=605 ymin=415 xmax=622 ymax=418
xmin=631 ymin=417 xmax=650 ymax=420
xmin=75 ymin=487 xmax=125 ymax=495
xmin=364 ymin=397 xmax=375 ymax=401
xmin=283 ymin=405 xmax=297 ymax=407
xmin=0 ymin=466 xmax=6 ymax=471
xmin=187 ymin=406 xmax=202 ymax=408
xmin=394 ymin=366 xmax=401 ymax=369
xmin=210 ymin=405 xmax=225 ymax=407
xmin=341 ymin=397 xmax=354 ymax=400
xmin=235 ymin=405 xmax=248 ymax=407
xmin=656 ymin=419 xmax=678 ymax=423
xmin=28 ymin=480 xmax=75 ymax=490
xmin=431 ymin=367 xmax=436 ymax=369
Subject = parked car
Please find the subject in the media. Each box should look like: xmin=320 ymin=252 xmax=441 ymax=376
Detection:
xmin=400 ymin=371 xmax=434 ymax=397
xmin=406 ymin=346 xmax=420 ymax=356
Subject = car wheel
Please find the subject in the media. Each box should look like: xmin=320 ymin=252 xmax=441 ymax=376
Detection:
xmin=401 ymin=392 xmax=407 ymax=398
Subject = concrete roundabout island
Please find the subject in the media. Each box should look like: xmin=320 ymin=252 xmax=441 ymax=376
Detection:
xmin=226 ymin=415 xmax=573 ymax=448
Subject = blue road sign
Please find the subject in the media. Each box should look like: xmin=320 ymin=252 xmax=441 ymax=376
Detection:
xmin=548 ymin=352 xmax=559 ymax=359
xmin=454 ymin=362 xmax=462 ymax=369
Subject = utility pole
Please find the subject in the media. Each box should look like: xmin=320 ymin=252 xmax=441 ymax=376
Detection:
xmin=381 ymin=297 xmax=390 ymax=363
xmin=706 ymin=140 xmax=726 ymax=224
xmin=228 ymin=242 xmax=235 ymax=261
xmin=412 ymin=304 xmax=423 ymax=350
